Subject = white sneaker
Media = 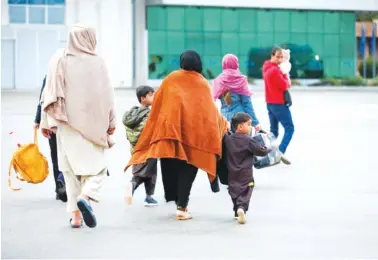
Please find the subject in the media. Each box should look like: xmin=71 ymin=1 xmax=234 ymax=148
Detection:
xmin=237 ymin=208 xmax=246 ymax=224
xmin=278 ymin=150 xmax=291 ymax=165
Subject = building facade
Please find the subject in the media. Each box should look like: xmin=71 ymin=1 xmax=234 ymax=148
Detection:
xmin=1 ymin=0 xmax=378 ymax=89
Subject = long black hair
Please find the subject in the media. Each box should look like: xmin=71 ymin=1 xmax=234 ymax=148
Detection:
xmin=180 ymin=50 xmax=203 ymax=74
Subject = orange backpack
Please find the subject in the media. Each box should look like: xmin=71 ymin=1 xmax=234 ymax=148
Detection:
xmin=8 ymin=129 xmax=49 ymax=191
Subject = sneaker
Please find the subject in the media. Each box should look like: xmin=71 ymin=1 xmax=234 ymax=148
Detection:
xmin=237 ymin=208 xmax=246 ymax=224
xmin=144 ymin=196 xmax=158 ymax=207
xmin=56 ymin=179 xmax=67 ymax=203
xmin=234 ymin=211 xmax=238 ymax=220
xmin=125 ymin=182 xmax=134 ymax=205
xmin=176 ymin=209 xmax=192 ymax=220
xmin=278 ymin=150 xmax=291 ymax=165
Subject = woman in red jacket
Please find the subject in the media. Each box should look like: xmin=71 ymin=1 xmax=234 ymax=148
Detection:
xmin=262 ymin=47 xmax=294 ymax=165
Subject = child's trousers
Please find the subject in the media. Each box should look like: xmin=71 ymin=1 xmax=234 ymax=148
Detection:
xmin=232 ymin=186 xmax=254 ymax=213
xmin=131 ymin=176 xmax=156 ymax=196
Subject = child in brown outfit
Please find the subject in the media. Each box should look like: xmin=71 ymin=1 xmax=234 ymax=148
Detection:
xmin=224 ymin=112 xmax=271 ymax=224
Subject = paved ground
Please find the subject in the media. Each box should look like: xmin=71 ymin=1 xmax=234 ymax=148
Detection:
xmin=1 ymin=89 xmax=378 ymax=259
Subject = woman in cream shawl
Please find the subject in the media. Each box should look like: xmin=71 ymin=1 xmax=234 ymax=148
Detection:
xmin=40 ymin=24 xmax=116 ymax=229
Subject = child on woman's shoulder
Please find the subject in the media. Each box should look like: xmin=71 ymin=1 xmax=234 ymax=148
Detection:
xmin=224 ymin=112 xmax=271 ymax=224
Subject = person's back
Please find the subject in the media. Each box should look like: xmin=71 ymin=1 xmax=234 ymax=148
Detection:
xmin=123 ymin=86 xmax=158 ymax=207
xmin=214 ymin=54 xmax=261 ymax=131
xmin=123 ymin=106 xmax=150 ymax=152
xmin=224 ymin=112 xmax=270 ymax=224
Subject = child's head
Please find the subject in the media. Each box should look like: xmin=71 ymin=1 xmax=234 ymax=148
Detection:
xmin=136 ymin=85 xmax=155 ymax=107
xmin=232 ymin=112 xmax=252 ymax=135
xmin=282 ymin=49 xmax=291 ymax=62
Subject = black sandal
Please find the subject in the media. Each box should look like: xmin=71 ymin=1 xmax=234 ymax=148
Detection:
xmin=77 ymin=199 xmax=97 ymax=228
xmin=69 ymin=218 xmax=83 ymax=228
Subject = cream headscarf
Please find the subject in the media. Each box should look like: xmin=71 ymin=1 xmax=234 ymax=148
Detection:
xmin=41 ymin=24 xmax=116 ymax=148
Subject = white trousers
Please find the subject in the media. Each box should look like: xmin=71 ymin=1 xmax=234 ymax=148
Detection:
xmin=63 ymin=168 xmax=107 ymax=212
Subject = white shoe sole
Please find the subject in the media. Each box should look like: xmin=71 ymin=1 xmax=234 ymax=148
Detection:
xmin=237 ymin=209 xmax=246 ymax=224
xmin=144 ymin=202 xmax=159 ymax=207
xmin=176 ymin=211 xmax=193 ymax=220
xmin=280 ymin=156 xmax=291 ymax=165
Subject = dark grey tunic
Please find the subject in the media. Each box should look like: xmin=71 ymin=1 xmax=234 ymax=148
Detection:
xmin=224 ymin=133 xmax=270 ymax=199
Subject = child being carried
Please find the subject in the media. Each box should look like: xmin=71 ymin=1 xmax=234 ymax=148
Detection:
xmin=123 ymin=86 xmax=158 ymax=207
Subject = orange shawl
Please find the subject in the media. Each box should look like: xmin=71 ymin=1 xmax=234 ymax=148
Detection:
xmin=125 ymin=69 xmax=228 ymax=180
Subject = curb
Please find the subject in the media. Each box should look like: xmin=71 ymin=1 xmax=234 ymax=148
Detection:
xmin=2 ymin=86 xmax=378 ymax=95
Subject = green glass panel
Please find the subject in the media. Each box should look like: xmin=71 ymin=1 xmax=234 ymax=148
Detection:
xmin=340 ymin=12 xmax=355 ymax=34
xmin=274 ymin=10 xmax=290 ymax=33
xmin=148 ymin=31 xmax=166 ymax=55
xmin=291 ymin=11 xmax=307 ymax=33
xmin=221 ymin=33 xmax=239 ymax=56
xmin=274 ymin=32 xmax=291 ymax=46
xmin=147 ymin=7 xmax=166 ymax=31
xmin=290 ymin=33 xmax=307 ymax=45
xmin=258 ymin=33 xmax=274 ymax=48
xmin=185 ymin=32 xmax=204 ymax=55
xmin=166 ymin=32 xmax=185 ymax=55
xmin=307 ymin=11 xmax=324 ymax=33
xmin=324 ymin=12 xmax=340 ymax=33
xmin=339 ymin=34 xmax=355 ymax=58
xmin=340 ymin=58 xmax=355 ymax=77
xmin=204 ymin=33 xmax=221 ymax=55
xmin=203 ymin=8 xmax=221 ymax=32
xmin=222 ymin=8 xmax=238 ymax=32
xmin=203 ymin=56 xmax=222 ymax=79
xmin=185 ymin=7 xmax=203 ymax=31
xmin=323 ymin=57 xmax=340 ymax=77
xmin=239 ymin=33 xmax=258 ymax=56
xmin=308 ymin=33 xmax=324 ymax=57
xmin=324 ymin=34 xmax=339 ymax=57
xmin=167 ymin=7 xmax=185 ymax=31
xmin=238 ymin=9 xmax=257 ymax=32
xmin=148 ymin=55 xmax=167 ymax=79
xmin=166 ymin=55 xmax=181 ymax=73
xmin=257 ymin=10 xmax=273 ymax=33
xmin=238 ymin=55 xmax=248 ymax=75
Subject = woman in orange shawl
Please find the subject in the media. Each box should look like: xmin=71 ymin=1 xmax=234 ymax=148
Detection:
xmin=126 ymin=50 xmax=228 ymax=220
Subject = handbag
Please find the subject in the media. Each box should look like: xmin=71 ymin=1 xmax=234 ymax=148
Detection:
xmin=284 ymin=90 xmax=292 ymax=107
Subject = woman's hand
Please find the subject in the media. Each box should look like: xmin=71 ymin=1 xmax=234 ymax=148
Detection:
xmin=41 ymin=128 xmax=53 ymax=139
xmin=107 ymin=127 xmax=115 ymax=135
xmin=254 ymin=124 xmax=262 ymax=132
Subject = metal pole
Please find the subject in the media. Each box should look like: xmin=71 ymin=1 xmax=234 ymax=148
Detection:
xmin=362 ymin=26 xmax=367 ymax=79
xmin=372 ymin=22 xmax=377 ymax=79
xmin=132 ymin=0 xmax=136 ymax=86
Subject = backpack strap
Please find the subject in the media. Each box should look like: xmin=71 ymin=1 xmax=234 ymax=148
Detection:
xmin=8 ymin=159 xmax=21 ymax=191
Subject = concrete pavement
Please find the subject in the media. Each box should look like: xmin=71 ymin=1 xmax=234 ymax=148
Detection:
xmin=1 ymin=90 xmax=378 ymax=259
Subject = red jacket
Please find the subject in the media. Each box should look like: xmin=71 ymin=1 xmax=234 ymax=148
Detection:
xmin=262 ymin=61 xmax=289 ymax=104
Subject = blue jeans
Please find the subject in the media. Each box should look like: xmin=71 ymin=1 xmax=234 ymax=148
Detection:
xmin=267 ymin=104 xmax=294 ymax=154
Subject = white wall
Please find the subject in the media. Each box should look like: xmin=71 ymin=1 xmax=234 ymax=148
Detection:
xmin=146 ymin=0 xmax=378 ymax=11
xmin=66 ymin=0 xmax=133 ymax=88
xmin=1 ymin=0 xmax=134 ymax=89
